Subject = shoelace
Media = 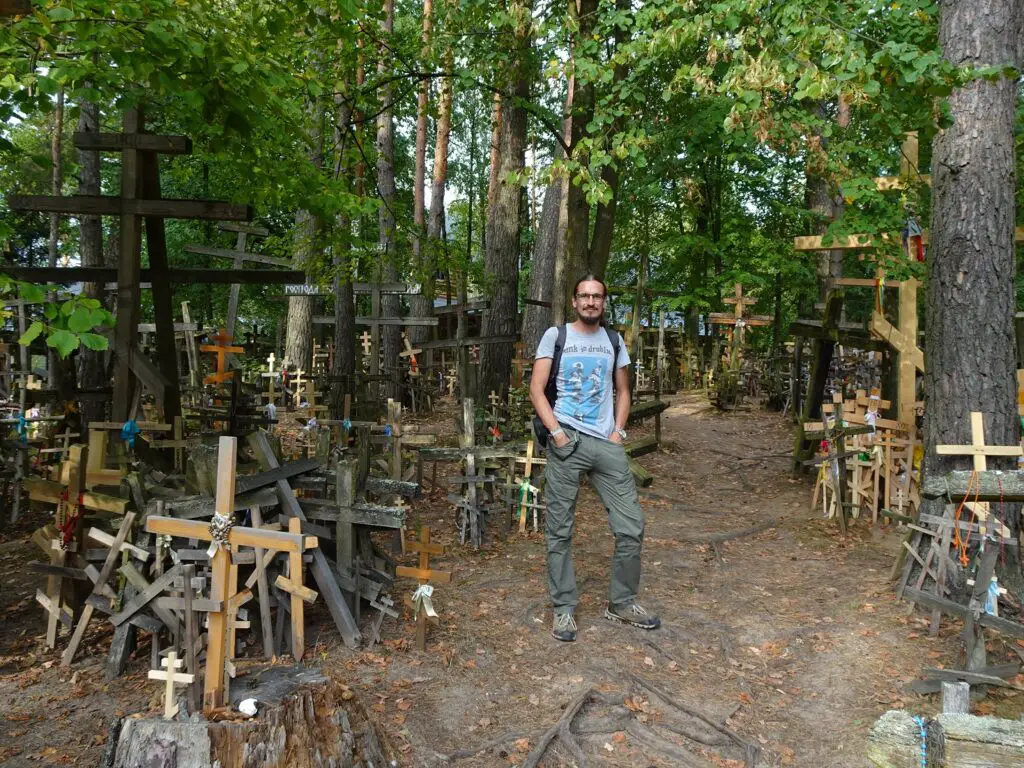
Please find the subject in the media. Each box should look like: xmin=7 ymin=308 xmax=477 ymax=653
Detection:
xmin=556 ymin=614 xmax=577 ymax=632
xmin=630 ymin=604 xmax=648 ymax=616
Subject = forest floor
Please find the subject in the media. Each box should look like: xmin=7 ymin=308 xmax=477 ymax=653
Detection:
xmin=2 ymin=391 xmax=1024 ymax=767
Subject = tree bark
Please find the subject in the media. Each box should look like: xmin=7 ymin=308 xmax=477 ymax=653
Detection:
xmin=331 ymin=70 xmax=356 ymax=417
xmin=285 ymin=101 xmax=324 ymax=373
xmin=47 ymin=88 xmax=64 ymax=391
xmin=477 ymin=0 xmax=532 ymax=400
xmin=524 ymin=84 xmax=573 ymax=349
xmin=562 ymin=0 xmax=597 ymax=314
xmin=923 ymin=0 xmax=1023 ymax=589
xmin=806 ymin=102 xmax=843 ymax=304
xmin=408 ymin=0 xmax=434 ymax=346
xmin=377 ymin=0 xmax=402 ymax=401
xmin=76 ymin=97 xmax=107 ymax=423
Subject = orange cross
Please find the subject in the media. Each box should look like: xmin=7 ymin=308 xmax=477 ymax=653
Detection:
xmin=200 ymin=328 xmax=244 ymax=384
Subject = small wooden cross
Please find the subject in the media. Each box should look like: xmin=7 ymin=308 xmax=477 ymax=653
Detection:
xmin=399 ymin=333 xmax=422 ymax=377
xmin=200 ymin=328 xmax=244 ymax=385
xmin=397 ymin=525 xmax=452 ymax=650
xmin=518 ymin=440 xmax=536 ymax=533
xmin=148 ymin=651 xmax=195 ymax=719
xmin=936 ymin=411 xmax=1021 ymax=531
xmin=360 ymin=330 xmax=373 ymax=358
xmin=445 ymin=368 xmax=457 ymax=397
xmin=291 ymin=368 xmax=307 ymax=408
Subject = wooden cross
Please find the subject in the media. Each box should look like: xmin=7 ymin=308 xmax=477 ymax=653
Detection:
xmin=397 ymin=525 xmax=452 ymax=650
xmin=360 ymin=331 xmax=373 ymax=358
xmin=936 ymin=411 xmax=1021 ymax=533
xmin=261 ymin=352 xmax=279 ymax=407
xmin=145 ymin=436 xmax=319 ymax=709
xmin=511 ymin=342 xmax=531 ymax=388
xmin=708 ymin=283 xmax=773 ymax=369
xmin=148 ymin=651 xmax=195 ymax=719
xmin=399 ymin=333 xmax=422 ymax=377
xmin=186 ymin=223 xmax=275 ymax=339
xmin=290 ymin=368 xmax=307 ymax=408
xmin=445 ymin=368 xmax=457 ymax=397
xmin=201 ymin=328 xmax=244 ymax=385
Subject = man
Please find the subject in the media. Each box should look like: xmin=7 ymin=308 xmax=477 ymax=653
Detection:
xmin=530 ymin=275 xmax=661 ymax=642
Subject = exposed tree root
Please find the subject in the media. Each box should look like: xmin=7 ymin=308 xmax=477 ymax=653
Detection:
xmin=435 ymin=730 xmax=535 ymax=762
xmin=522 ymin=687 xmax=601 ymax=768
xmin=626 ymin=672 xmax=762 ymax=767
xmin=625 ymin=721 xmax=717 ymax=767
xmin=676 ymin=518 xmax=780 ymax=545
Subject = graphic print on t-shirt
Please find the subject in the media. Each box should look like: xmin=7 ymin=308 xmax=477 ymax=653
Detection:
xmin=557 ymin=354 xmax=607 ymax=425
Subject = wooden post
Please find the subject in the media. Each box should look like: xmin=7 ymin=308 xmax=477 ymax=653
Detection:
xmin=205 ymin=436 xmax=236 ymax=709
xmin=287 ymin=517 xmax=305 ymax=661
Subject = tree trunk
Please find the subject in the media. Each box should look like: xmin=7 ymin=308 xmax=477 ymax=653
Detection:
xmin=563 ymin=0 xmax=597 ymax=313
xmin=806 ymin=102 xmax=843 ymax=304
xmin=76 ymin=97 xmax=106 ymax=423
xmin=549 ymin=76 xmax=574 ymax=327
xmin=523 ymin=85 xmax=572 ymax=353
xmin=923 ymin=0 xmax=1022 ymax=590
xmin=331 ymin=73 xmax=356 ymax=417
xmin=285 ymin=102 xmax=324 ymax=373
xmin=477 ymin=0 xmax=531 ymax=400
xmin=47 ymin=88 xmax=64 ymax=391
xmin=587 ymin=0 xmax=629 ymax=278
xmin=377 ymin=0 xmax=402 ymax=401
xmin=408 ymin=0 xmax=434 ymax=346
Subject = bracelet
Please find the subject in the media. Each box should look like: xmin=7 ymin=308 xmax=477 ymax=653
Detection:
xmin=550 ymin=428 xmax=565 ymax=437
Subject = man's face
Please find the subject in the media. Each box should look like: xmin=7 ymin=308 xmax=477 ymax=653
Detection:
xmin=572 ymin=280 xmax=606 ymax=326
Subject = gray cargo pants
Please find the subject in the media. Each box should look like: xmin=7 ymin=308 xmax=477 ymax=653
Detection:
xmin=544 ymin=425 xmax=644 ymax=613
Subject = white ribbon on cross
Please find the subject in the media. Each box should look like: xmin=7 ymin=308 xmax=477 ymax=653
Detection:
xmin=411 ymin=584 xmax=438 ymax=620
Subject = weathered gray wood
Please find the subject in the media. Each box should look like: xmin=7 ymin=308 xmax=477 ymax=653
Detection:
xmin=185 ymin=244 xmax=291 ymax=268
xmin=154 ymin=487 xmax=278 ymax=519
xmin=922 ymin=470 xmax=1024 ymax=501
xmin=110 ymin=565 xmax=182 ymax=627
xmin=335 ymin=459 xmax=357 ymax=577
xmin=868 ymin=710 xmax=1024 ymax=767
xmin=119 ymin=563 xmax=180 ymax=633
xmin=74 ymin=132 xmax=192 ymax=154
xmin=249 ymin=507 xmax=276 ymax=660
xmin=363 ymin=477 xmax=420 ymax=498
xmin=8 ymin=194 xmax=250 ymax=220
xmin=235 ymin=459 xmax=321 ymax=494
xmin=943 ymin=682 xmax=970 ymax=714
xmin=0 ymin=266 xmax=305 ymax=285
xmin=902 ymin=588 xmax=1024 ymax=638
xmin=246 ymin=431 xmax=360 ymax=647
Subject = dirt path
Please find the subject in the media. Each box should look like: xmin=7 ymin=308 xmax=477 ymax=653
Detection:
xmin=2 ymin=393 xmax=1017 ymax=766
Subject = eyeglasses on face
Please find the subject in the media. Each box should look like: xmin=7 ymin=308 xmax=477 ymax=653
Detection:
xmin=575 ymin=293 xmax=605 ymax=301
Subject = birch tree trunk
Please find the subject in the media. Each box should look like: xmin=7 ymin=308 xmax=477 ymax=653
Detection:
xmin=923 ymin=0 xmax=1023 ymax=590
xmin=477 ymin=0 xmax=532 ymax=400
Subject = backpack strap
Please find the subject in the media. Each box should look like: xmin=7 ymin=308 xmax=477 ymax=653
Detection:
xmin=608 ymin=327 xmax=622 ymax=396
xmin=544 ymin=325 xmax=567 ymax=407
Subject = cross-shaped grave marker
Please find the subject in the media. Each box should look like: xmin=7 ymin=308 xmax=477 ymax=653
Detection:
xmin=261 ymin=352 xmax=280 ymax=407
xmin=935 ymin=411 xmax=1020 ymax=537
xmin=201 ymin=328 xmax=245 ymax=385
xmin=397 ymin=525 xmax=452 ymax=650
xmin=708 ymin=283 xmax=773 ymax=370
xmin=146 ymin=436 xmax=319 ymax=709
xmin=517 ymin=440 xmax=538 ymax=533
xmin=148 ymin=651 xmax=195 ymax=720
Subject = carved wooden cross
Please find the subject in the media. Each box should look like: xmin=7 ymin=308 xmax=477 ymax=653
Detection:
xmin=146 ymin=436 xmax=319 ymax=709
xmin=148 ymin=651 xmax=194 ymax=719
xmin=397 ymin=525 xmax=452 ymax=650
xmin=200 ymin=328 xmax=244 ymax=385
xmin=290 ymin=368 xmax=307 ymax=408
xmin=708 ymin=283 xmax=773 ymax=369
xmin=518 ymin=440 xmax=537 ymax=533
xmin=399 ymin=333 xmax=422 ymax=377
xmin=261 ymin=352 xmax=279 ymax=406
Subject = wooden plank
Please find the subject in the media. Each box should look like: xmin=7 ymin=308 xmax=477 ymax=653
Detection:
xmin=286 ymin=517 xmax=305 ymax=661
xmin=246 ymin=431 xmax=361 ymax=647
xmin=627 ymin=456 xmax=653 ymax=487
xmin=219 ymin=222 xmax=270 ymax=237
xmin=275 ymin=574 xmax=318 ymax=603
xmin=74 ymin=132 xmax=192 ymax=154
xmin=62 ymin=512 xmax=137 ymax=665
xmin=922 ymin=470 xmax=1024 ymax=502
xmin=625 ymin=435 xmax=658 ymax=458
xmin=109 ymin=564 xmax=183 ymax=626
xmin=235 ymin=458 xmax=321 ymax=494
xmin=412 ymin=334 xmax=518 ymax=351
xmin=145 ymin=516 xmax=312 ymax=553
xmin=119 ymin=563 xmax=181 ymax=632
xmin=249 ymin=506 xmax=276 ymax=659
xmin=903 ymin=588 xmax=1024 ymax=639
xmin=313 ymin=315 xmax=440 ymax=327
xmin=27 ymin=562 xmax=88 ymax=580
xmin=184 ymin=244 xmax=291 ymax=268
xmin=7 ymin=194 xmax=252 ymax=220
xmin=25 ymin=478 xmax=127 ymax=514
xmin=0 ymin=266 xmax=306 ymax=285
xmin=395 ymin=566 xmax=452 ymax=583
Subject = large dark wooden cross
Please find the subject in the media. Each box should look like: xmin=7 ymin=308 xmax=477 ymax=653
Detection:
xmin=5 ymin=109 xmax=304 ymax=425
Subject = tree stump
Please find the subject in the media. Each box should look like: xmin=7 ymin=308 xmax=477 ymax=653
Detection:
xmin=104 ymin=665 xmax=393 ymax=768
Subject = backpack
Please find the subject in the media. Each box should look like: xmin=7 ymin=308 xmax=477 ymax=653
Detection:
xmin=534 ymin=324 xmax=622 ymax=447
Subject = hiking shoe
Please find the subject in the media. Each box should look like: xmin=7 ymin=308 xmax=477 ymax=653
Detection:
xmin=604 ymin=602 xmax=661 ymax=630
xmin=551 ymin=612 xmax=578 ymax=642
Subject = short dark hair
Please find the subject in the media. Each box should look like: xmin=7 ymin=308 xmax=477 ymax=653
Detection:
xmin=573 ymin=273 xmax=607 ymax=297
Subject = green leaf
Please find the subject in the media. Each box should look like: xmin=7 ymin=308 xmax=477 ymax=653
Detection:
xmin=43 ymin=304 xmax=58 ymax=321
xmin=47 ymin=7 xmax=75 ymax=21
xmin=18 ymin=282 xmax=45 ymax=303
xmin=68 ymin=306 xmax=94 ymax=333
xmin=46 ymin=329 xmax=80 ymax=358
xmin=78 ymin=297 xmax=101 ymax=310
xmin=89 ymin=308 xmax=108 ymax=328
xmin=79 ymin=333 xmax=109 ymax=352
xmin=60 ymin=299 xmax=75 ymax=316
xmin=19 ymin=320 xmax=44 ymax=346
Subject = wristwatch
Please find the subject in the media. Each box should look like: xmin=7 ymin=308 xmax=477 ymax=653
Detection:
xmin=614 ymin=428 xmax=627 ymax=441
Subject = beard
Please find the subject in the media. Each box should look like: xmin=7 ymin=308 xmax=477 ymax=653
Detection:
xmin=578 ymin=312 xmax=601 ymax=326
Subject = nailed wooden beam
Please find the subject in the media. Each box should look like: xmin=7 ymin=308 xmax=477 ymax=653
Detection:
xmin=313 ymin=316 xmax=440 ymax=327
xmin=73 ymin=132 xmax=192 ymax=155
xmin=0 ymin=266 xmax=306 ymax=284
xmin=414 ymin=334 xmax=518 ymax=351
xmin=218 ymin=222 xmax=269 ymax=237
xmin=8 ymin=194 xmax=251 ymax=220
xmin=184 ymin=244 xmax=291 ymax=268
xmin=921 ymin=470 xmax=1024 ymax=502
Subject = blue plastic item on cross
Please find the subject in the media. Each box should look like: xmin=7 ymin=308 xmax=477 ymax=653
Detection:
xmin=121 ymin=419 xmax=141 ymax=448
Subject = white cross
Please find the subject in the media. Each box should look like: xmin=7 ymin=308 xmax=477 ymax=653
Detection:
xmin=147 ymin=651 xmax=195 ymax=719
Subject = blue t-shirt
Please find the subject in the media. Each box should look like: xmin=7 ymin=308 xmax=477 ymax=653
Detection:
xmin=535 ymin=325 xmax=630 ymax=440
